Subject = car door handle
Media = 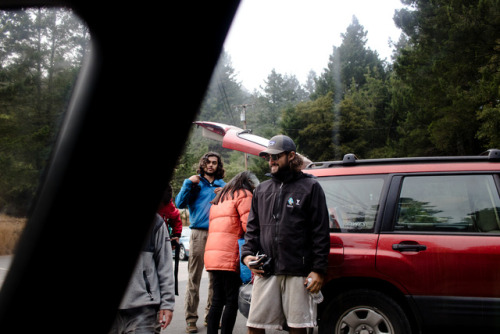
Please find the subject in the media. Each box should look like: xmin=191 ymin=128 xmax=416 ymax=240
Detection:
xmin=392 ymin=243 xmax=427 ymax=252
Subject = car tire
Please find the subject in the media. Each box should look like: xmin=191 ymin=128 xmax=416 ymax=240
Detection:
xmin=179 ymin=245 xmax=187 ymax=261
xmin=318 ymin=289 xmax=413 ymax=334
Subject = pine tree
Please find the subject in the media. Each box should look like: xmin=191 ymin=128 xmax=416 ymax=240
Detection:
xmin=0 ymin=8 xmax=89 ymax=215
xmin=393 ymin=0 xmax=499 ymax=155
xmin=314 ymin=16 xmax=386 ymax=102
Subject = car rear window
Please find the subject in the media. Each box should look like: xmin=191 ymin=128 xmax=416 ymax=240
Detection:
xmin=318 ymin=176 xmax=385 ymax=233
xmin=395 ymin=174 xmax=500 ymax=233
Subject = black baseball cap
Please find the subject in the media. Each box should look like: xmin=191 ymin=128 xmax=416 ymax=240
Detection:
xmin=259 ymin=135 xmax=297 ymax=156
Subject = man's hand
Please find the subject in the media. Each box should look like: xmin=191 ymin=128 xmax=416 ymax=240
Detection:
xmin=243 ymin=255 xmax=265 ymax=277
xmin=158 ymin=309 xmax=173 ymax=329
xmin=170 ymin=236 xmax=179 ymax=249
xmin=188 ymin=175 xmax=200 ymax=184
xmin=304 ymin=272 xmax=324 ymax=294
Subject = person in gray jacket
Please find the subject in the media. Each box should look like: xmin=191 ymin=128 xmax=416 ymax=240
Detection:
xmin=109 ymin=213 xmax=175 ymax=334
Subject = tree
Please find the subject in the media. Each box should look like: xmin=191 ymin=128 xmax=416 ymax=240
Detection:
xmin=314 ymin=16 xmax=387 ymax=102
xmin=281 ymin=93 xmax=336 ymax=161
xmin=304 ymin=70 xmax=317 ymax=97
xmin=197 ymin=50 xmax=246 ymax=124
xmin=393 ymin=0 xmax=499 ymax=155
xmin=0 ymin=8 xmax=89 ymax=215
xmin=247 ymin=69 xmax=308 ymax=139
xmin=344 ymin=70 xmax=391 ymax=158
xmin=171 ymin=50 xmax=254 ymax=191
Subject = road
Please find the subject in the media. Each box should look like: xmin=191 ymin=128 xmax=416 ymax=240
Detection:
xmin=0 ymin=255 xmax=10 ymax=287
xmin=0 ymin=255 xmax=316 ymax=333
xmin=166 ymin=259 xmax=251 ymax=334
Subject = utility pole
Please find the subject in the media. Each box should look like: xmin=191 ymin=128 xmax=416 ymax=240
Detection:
xmin=234 ymin=104 xmax=254 ymax=170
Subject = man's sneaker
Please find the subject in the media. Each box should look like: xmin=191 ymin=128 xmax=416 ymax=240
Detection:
xmin=186 ymin=322 xmax=197 ymax=333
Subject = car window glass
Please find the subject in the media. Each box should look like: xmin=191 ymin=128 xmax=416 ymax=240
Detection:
xmin=318 ymin=176 xmax=385 ymax=232
xmin=237 ymin=132 xmax=269 ymax=147
xmin=395 ymin=174 xmax=500 ymax=233
xmin=0 ymin=7 xmax=89 ymax=288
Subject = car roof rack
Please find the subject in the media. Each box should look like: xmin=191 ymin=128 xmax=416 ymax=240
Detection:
xmin=306 ymin=149 xmax=500 ymax=169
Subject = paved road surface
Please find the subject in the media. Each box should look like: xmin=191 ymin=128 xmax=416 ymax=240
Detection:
xmin=0 ymin=256 xmax=317 ymax=333
xmin=165 ymin=260 xmax=318 ymax=333
xmin=166 ymin=259 xmax=252 ymax=333
xmin=0 ymin=255 xmax=10 ymax=287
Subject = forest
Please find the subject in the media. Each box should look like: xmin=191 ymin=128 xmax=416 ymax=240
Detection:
xmin=0 ymin=0 xmax=499 ymax=216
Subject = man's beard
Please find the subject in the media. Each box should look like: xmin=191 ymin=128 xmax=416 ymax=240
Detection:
xmin=271 ymin=163 xmax=290 ymax=180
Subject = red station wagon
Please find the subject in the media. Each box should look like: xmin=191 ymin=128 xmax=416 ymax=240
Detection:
xmin=196 ymin=121 xmax=500 ymax=334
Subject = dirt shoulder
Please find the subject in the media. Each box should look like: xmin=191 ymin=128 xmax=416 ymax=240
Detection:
xmin=0 ymin=214 xmax=26 ymax=255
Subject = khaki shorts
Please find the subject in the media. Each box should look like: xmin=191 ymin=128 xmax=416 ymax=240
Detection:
xmin=246 ymin=275 xmax=317 ymax=330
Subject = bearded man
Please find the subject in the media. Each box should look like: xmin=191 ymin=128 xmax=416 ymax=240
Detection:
xmin=241 ymin=135 xmax=330 ymax=334
xmin=175 ymin=152 xmax=226 ymax=333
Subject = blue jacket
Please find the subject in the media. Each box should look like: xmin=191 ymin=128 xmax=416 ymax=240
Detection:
xmin=175 ymin=176 xmax=226 ymax=230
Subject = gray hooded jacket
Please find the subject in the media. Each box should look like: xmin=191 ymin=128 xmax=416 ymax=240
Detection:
xmin=119 ymin=214 xmax=175 ymax=311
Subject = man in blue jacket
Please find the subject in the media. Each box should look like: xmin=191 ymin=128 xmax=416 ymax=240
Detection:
xmin=175 ymin=151 xmax=226 ymax=333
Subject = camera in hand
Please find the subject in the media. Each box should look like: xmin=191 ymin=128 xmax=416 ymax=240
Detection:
xmin=248 ymin=254 xmax=267 ymax=268
xmin=248 ymin=254 xmax=274 ymax=276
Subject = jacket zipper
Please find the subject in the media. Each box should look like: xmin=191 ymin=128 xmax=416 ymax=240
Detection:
xmin=272 ymin=182 xmax=283 ymax=268
xmin=273 ymin=182 xmax=283 ymax=221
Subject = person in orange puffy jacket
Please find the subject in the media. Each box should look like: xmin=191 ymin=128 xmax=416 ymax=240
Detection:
xmin=204 ymin=171 xmax=260 ymax=334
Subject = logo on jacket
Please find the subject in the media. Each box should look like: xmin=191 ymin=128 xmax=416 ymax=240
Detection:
xmin=287 ymin=197 xmax=301 ymax=208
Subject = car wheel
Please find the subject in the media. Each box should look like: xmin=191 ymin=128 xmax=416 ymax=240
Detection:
xmin=179 ymin=245 xmax=187 ymax=261
xmin=319 ymin=289 xmax=413 ymax=334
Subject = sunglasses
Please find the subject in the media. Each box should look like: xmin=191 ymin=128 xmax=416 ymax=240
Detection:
xmin=263 ymin=152 xmax=287 ymax=161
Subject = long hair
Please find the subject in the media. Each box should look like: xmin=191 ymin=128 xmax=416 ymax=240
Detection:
xmin=289 ymin=152 xmax=304 ymax=173
xmin=212 ymin=171 xmax=259 ymax=205
xmin=197 ymin=151 xmax=225 ymax=180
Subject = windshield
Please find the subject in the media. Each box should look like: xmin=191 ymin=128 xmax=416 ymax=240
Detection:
xmin=0 ymin=1 xmax=499 ymax=332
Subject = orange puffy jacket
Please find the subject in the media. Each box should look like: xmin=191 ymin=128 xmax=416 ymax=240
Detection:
xmin=204 ymin=189 xmax=252 ymax=272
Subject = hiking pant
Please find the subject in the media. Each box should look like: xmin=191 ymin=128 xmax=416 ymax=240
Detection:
xmin=185 ymin=228 xmax=214 ymax=324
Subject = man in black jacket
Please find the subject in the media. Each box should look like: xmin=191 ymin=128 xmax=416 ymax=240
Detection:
xmin=241 ymin=135 xmax=330 ymax=334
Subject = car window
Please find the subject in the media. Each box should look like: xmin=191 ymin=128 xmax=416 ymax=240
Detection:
xmin=318 ymin=176 xmax=385 ymax=232
xmin=0 ymin=0 xmax=498 ymax=331
xmin=0 ymin=7 xmax=88 ymax=288
xmin=395 ymin=174 xmax=500 ymax=233
xmin=0 ymin=1 xmax=238 ymax=331
xmin=237 ymin=132 xmax=269 ymax=147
